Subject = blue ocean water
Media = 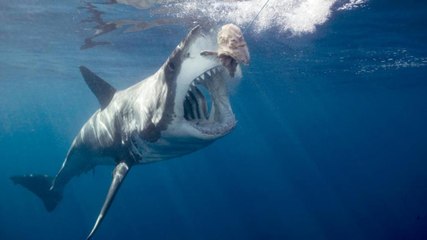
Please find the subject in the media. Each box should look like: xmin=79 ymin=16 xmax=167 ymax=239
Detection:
xmin=1 ymin=0 xmax=427 ymax=239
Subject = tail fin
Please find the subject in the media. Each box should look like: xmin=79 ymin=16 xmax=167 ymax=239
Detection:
xmin=11 ymin=174 xmax=62 ymax=212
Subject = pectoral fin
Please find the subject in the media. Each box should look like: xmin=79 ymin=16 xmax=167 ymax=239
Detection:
xmin=86 ymin=162 xmax=131 ymax=240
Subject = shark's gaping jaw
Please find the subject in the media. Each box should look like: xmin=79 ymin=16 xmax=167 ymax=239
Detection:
xmin=169 ymin=32 xmax=241 ymax=141
xmin=181 ymin=65 xmax=238 ymax=137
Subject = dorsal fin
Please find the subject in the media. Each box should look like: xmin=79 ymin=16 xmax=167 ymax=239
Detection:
xmin=79 ymin=66 xmax=116 ymax=109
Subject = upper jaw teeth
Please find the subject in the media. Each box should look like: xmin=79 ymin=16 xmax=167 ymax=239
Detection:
xmin=193 ymin=66 xmax=222 ymax=84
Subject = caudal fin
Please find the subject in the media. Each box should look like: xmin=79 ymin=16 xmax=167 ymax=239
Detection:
xmin=11 ymin=174 xmax=62 ymax=212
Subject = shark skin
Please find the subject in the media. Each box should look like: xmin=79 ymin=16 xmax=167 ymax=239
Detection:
xmin=10 ymin=25 xmax=247 ymax=239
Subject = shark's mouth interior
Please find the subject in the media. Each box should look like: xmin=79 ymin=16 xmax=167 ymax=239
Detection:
xmin=183 ymin=65 xmax=236 ymax=136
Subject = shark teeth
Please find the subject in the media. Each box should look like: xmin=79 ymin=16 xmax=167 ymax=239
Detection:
xmin=184 ymin=66 xmax=223 ymax=122
xmin=192 ymin=66 xmax=222 ymax=85
xmin=182 ymin=65 xmax=236 ymax=136
xmin=191 ymin=116 xmax=236 ymax=136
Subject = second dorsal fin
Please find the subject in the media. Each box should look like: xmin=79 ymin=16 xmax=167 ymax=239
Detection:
xmin=79 ymin=66 xmax=116 ymax=109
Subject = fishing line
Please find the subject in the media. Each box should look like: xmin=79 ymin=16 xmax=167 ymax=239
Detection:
xmin=243 ymin=0 xmax=271 ymax=34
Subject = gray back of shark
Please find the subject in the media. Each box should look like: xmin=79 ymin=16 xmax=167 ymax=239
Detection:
xmin=11 ymin=25 xmax=243 ymax=239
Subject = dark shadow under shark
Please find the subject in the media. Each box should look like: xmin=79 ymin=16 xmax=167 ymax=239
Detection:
xmin=11 ymin=25 xmax=248 ymax=239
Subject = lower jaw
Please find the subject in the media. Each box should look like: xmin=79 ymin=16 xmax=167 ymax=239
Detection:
xmin=190 ymin=114 xmax=236 ymax=136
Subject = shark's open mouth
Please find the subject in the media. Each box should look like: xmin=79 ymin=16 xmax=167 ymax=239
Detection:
xmin=183 ymin=66 xmax=236 ymax=136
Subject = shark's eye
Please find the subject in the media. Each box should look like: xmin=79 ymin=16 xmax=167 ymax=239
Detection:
xmin=167 ymin=62 xmax=175 ymax=72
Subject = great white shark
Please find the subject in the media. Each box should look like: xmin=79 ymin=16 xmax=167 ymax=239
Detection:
xmin=11 ymin=25 xmax=249 ymax=239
